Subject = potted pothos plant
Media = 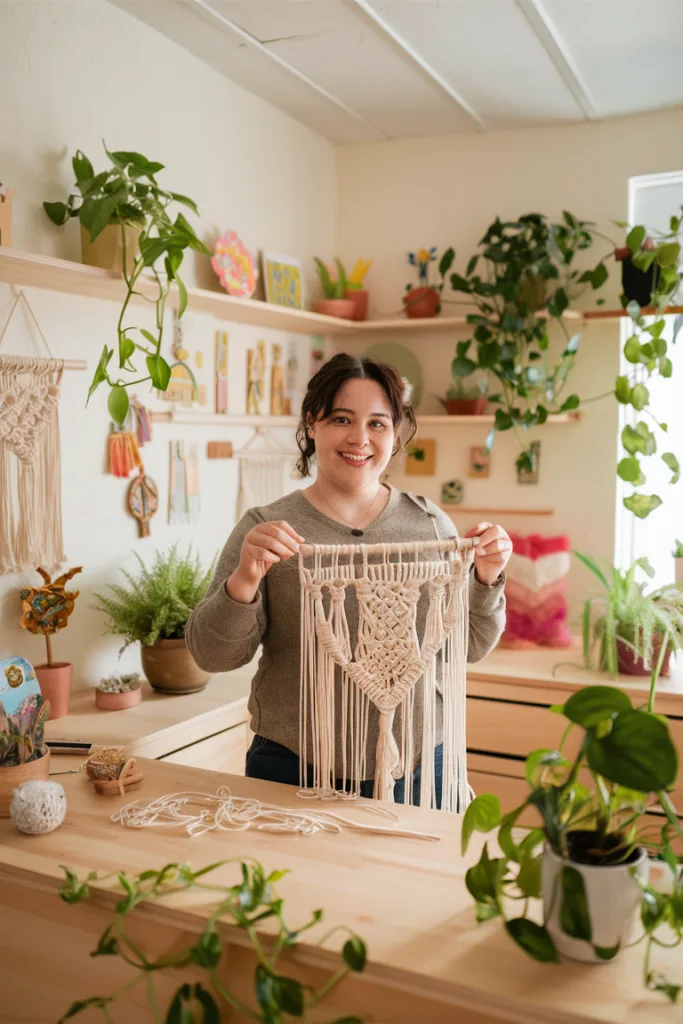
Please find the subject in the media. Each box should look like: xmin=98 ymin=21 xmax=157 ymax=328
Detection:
xmin=575 ymin=551 xmax=683 ymax=678
xmin=462 ymin=684 xmax=682 ymax=1000
xmin=44 ymin=142 xmax=211 ymax=426
xmin=94 ymin=545 xmax=215 ymax=695
xmin=442 ymin=212 xmax=607 ymax=475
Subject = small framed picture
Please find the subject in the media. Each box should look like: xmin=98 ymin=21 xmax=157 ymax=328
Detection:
xmin=469 ymin=446 xmax=490 ymax=479
xmin=262 ymin=251 xmax=304 ymax=310
xmin=406 ymin=439 xmax=436 ymax=476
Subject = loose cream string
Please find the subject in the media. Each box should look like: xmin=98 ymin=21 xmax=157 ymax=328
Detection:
xmin=111 ymin=786 xmax=439 ymax=841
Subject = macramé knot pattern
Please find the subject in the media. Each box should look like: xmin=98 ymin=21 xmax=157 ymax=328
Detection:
xmin=10 ymin=779 xmax=67 ymax=834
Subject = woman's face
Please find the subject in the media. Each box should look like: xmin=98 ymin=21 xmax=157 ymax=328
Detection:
xmin=308 ymin=378 xmax=396 ymax=491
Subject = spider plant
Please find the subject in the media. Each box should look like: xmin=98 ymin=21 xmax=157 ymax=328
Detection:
xmin=575 ymin=551 xmax=683 ymax=679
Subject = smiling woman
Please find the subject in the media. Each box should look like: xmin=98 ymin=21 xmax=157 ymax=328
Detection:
xmin=186 ymin=353 xmax=511 ymax=808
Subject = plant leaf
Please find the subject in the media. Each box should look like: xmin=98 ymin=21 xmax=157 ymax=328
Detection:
xmin=342 ymin=936 xmax=367 ymax=972
xmin=461 ymin=793 xmax=501 ymax=854
xmin=146 ymin=354 xmax=171 ymax=391
xmin=594 ymin=944 xmax=620 ymax=960
xmin=586 ymin=708 xmax=678 ymax=791
xmin=107 ymin=385 xmax=129 ymax=427
xmin=87 ymin=345 xmax=113 ymax=404
xmin=43 ymin=201 xmax=70 ymax=226
xmin=562 ymin=685 xmax=632 ymax=727
xmin=505 ymin=919 xmax=560 ymax=963
xmin=623 ymin=493 xmax=662 ymax=519
xmin=559 ymin=865 xmax=592 ymax=941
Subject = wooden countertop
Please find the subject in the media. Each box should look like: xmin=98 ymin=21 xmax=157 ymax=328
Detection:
xmin=0 ymin=759 xmax=679 ymax=1024
xmin=45 ymin=673 xmax=251 ymax=760
xmin=468 ymin=640 xmax=683 ymax=716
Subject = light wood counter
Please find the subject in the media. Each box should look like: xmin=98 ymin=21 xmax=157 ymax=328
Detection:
xmin=0 ymin=759 xmax=680 ymax=1024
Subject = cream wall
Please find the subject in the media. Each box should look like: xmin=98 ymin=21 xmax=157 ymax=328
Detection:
xmin=0 ymin=0 xmax=336 ymax=688
xmin=336 ymin=107 xmax=683 ymax=622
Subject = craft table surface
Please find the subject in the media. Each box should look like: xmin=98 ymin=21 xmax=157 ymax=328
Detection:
xmin=467 ymin=640 xmax=683 ymax=715
xmin=0 ymin=758 xmax=679 ymax=1024
xmin=45 ymin=672 xmax=251 ymax=760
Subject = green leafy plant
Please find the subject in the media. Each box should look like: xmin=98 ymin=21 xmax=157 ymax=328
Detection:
xmin=462 ymin=685 xmax=683 ymax=1001
xmin=93 ymin=545 xmax=215 ymax=652
xmin=58 ymin=858 xmax=367 ymax=1023
xmin=44 ymin=142 xmax=211 ymax=424
xmin=443 ymin=212 xmax=606 ymax=474
xmin=313 ymin=257 xmax=349 ymax=299
xmin=673 ymin=540 xmax=683 ymax=559
xmin=445 ymin=374 xmax=488 ymax=401
xmin=575 ymin=551 xmax=683 ymax=678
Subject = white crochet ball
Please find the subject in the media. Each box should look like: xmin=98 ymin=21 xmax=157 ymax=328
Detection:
xmin=10 ymin=780 xmax=67 ymax=835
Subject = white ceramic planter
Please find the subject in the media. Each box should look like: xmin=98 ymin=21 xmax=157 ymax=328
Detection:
xmin=542 ymin=843 xmax=649 ymax=963
xmin=675 ymin=558 xmax=683 ymax=587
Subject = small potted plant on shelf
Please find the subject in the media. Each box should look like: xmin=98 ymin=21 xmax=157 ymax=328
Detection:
xmin=575 ymin=551 xmax=683 ymax=678
xmin=403 ymin=247 xmax=454 ymax=319
xmin=18 ymin=566 xmax=82 ymax=720
xmin=439 ymin=377 xmax=488 ymax=416
xmin=0 ymin=694 xmax=51 ymax=816
xmin=462 ymin=685 xmax=682 ymax=1000
xmin=43 ymin=142 xmax=211 ymax=426
xmin=312 ymin=257 xmax=355 ymax=319
xmin=673 ymin=540 xmax=683 ymax=586
xmin=344 ymin=258 xmax=372 ymax=320
xmin=94 ymin=545 xmax=215 ymax=695
xmin=94 ymin=672 xmax=142 ymax=711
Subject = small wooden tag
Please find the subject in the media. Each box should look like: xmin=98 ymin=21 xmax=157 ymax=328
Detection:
xmin=207 ymin=441 xmax=234 ymax=459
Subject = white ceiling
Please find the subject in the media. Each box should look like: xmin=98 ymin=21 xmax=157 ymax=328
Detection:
xmin=112 ymin=0 xmax=683 ymax=144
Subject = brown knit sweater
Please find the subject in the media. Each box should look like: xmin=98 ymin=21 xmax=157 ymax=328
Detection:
xmin=186 ymin=487 xmax=506 ymax=777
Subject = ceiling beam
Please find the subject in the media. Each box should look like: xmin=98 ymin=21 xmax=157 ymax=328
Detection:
xmin=516 ymin=0 xmax=600 ymax=120
xmin=190 ymin=0 xmax=389 ymax=139
xmin=347 ymin=0 xmax=489 ymax=132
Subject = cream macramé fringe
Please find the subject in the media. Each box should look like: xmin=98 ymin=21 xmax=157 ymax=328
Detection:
xmin=298 ymin=538 xmax=475 ymax=813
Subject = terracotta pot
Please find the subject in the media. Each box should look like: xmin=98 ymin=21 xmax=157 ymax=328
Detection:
xmin=313 ymin=298 xmax=356 ymax=320
xmin=344 ymin=289 xmax=368 ymax=321
xmin=676 ymin=558 xmax=683 ymax=587
xmin=403 ymin=286 xmax=440 ymax=319
xmin=616 ymin=633 xmax=672 ymax=677
xmin=0 ymin=749 xmax=51 ymax=817
xmin=439 ymin=397 xmax=488 ymax=416
xmin=95 ymin=686 xmax=142 ymax=711
xmin=81 ymin=221 xmax=141 ymax=275
xmin=35 ymin=662 xmax=72 ymax=720
xmin=140 ymin=638 xmax=211 ymax=694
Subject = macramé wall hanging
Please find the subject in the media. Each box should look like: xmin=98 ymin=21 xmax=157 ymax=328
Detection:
xmin=233 ymin=427 xmax=295 ymax=521
xmin=0 ymin=291 xmax=68 ymax=575
xmin=298 ymin=537 xmax=476 ymax=813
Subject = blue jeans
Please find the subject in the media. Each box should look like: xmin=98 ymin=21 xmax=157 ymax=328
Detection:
xmin=246 ymin=735 xmax=443 ymax=809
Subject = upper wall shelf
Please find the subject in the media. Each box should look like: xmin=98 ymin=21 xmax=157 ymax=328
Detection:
xmin=0 ymin=248 xmax=583 ymax=338
xmin=149 ymin=411 xmax=578 ymax=427
xmin=584 ymin=305 xmax=683 ymax=321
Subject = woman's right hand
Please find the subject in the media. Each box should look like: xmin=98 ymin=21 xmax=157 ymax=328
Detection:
xmin=227 ymin=520 xmax=305 ymax=604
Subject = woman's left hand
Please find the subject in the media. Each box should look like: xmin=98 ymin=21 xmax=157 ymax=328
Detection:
xmin=464 ymin=521 xmax=512 ymax=586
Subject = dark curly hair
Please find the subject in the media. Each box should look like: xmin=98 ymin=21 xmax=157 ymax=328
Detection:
xmin=295 ymin=353 xmax=418 ymax=477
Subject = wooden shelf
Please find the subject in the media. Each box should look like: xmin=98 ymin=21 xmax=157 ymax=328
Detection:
xmin=441 ymin=506 xmax=555 ymax=517
xmin=0 ymin=248 xmax=583 ymax=338
xmin=0 ymin=248 xmax=359 ymax=337
xmin=584 ymin=305 xmax=683 ymax=320
xmin=150 ymin=411 xmax=578 ymax=428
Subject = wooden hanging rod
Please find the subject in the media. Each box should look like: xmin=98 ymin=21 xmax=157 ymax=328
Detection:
xmin=0 ymin=355 xmax=87 ymax=371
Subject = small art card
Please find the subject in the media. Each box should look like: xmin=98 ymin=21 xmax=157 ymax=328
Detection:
xmin=441 ymin=478 xmax=464 ymax=505
xmin=262 ymin=252 xmax=304 ymax=310
xmin=469 ymin=446 xmax=490 ymax=479
xmin=406 ymin=439 xmax=436 ymax=476
xmin=0 ymin=656 xmax=40 ymax=715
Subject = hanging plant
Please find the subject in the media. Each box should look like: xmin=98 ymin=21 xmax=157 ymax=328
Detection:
xmin=44 ymin=142 xmax=211 ymax=425
xmin=444 ymin=212 xmax=608 ymax=474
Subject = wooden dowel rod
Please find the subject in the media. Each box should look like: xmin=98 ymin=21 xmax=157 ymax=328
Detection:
xmin=63 ymin=359 xmax=87 ymax=371
xmin=300 ymin=537 xmax=478 ymax=557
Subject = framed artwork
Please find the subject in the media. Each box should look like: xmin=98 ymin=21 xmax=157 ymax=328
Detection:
xmin=262 ymin=251 xmax=304 ymax=310
xmin=211 ymin=230 xmax=257 ymax=297
xmin=441 ymin=479 xmax=464 ymax=506
xmin=469 ymin=446 xmax=490 ymax=479
xmin=406 ymin=439 xmax=436 ymax=476
xmin=518 ymin=441 xmax=541 ymax=484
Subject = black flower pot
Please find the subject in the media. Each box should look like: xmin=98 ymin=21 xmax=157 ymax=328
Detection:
xmin=621 ymin=255 xmax=657 ymax=307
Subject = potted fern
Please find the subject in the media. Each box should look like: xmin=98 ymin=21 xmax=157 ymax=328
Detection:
xmin=312 ymin=257 xmax=355 ymax=319
xmin=576 ymin=551 xmax=683 ymax=678
xmin=94 ymin=546 xmax=215 ymax=694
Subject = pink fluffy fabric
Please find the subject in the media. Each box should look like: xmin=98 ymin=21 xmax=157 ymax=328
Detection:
xmin=503 ymin=532 xmax=572 ymax=649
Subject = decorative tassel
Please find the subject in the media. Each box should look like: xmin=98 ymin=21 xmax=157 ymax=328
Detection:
xmin=107 ymin=430 xmax=142 ymax=478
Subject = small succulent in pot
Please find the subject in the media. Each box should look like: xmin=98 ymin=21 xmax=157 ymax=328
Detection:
xmin=96 ymin=673 xmax=141 ymax=694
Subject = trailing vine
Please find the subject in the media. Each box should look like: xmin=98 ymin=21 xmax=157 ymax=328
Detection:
xmin=58 ymin=858 xmax=367 ymax=1024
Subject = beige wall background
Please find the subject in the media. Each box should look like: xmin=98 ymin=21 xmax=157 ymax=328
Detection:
xmin=0 ymin=0 xmax=335 ymax=688
xmin=336 ymin=107 xmax=683 ymax=624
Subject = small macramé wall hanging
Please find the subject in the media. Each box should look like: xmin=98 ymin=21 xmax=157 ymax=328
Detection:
xmin=234 ymin=427 xmax=295 ymax=521
xmin=0 ymin=291 xmax=66 ymax=575
xmin=298 ymin=536 xmax=476 ymax=812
